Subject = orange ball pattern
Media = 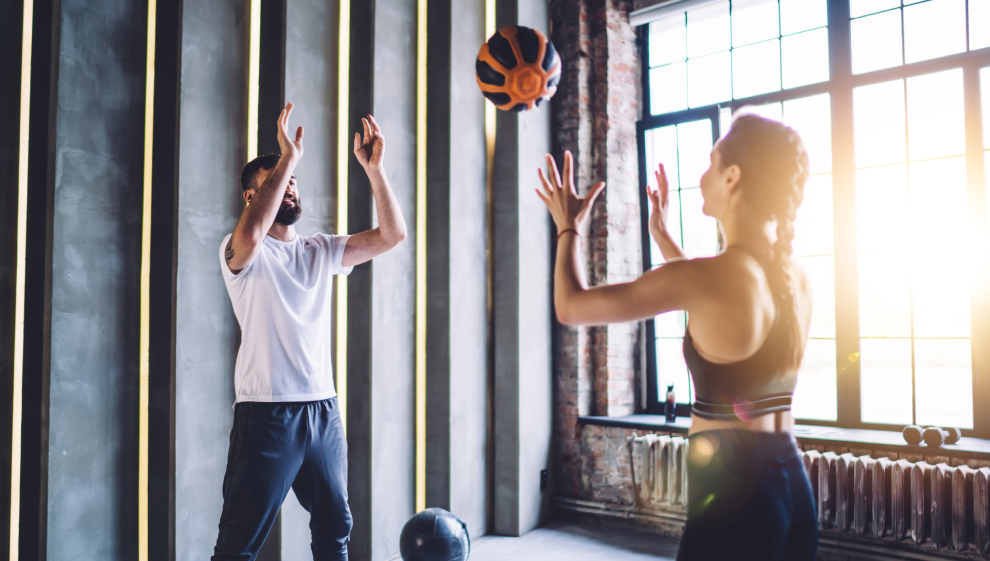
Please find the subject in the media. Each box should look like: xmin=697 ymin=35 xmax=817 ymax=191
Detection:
xmin=476 ymin=26 xmax=561 ymax=112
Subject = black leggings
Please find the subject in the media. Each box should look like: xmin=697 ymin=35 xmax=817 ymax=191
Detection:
xmin=676 ymin=430 xmax=818 ymax=561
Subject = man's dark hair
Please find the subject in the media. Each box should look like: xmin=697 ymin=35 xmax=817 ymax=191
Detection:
xmin=240 ymin=153 xmax=281 ymax=191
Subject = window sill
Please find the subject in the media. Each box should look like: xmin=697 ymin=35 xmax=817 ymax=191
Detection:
xmin=578 ymin=414 xmax=990 ymax=462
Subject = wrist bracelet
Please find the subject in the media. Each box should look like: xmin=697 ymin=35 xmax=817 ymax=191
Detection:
xmin=556 ymin=228 xmax=579 ymax=243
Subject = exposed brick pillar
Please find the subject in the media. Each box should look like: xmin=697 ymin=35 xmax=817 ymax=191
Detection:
xmin=550 ymin=0 xmax=595 ymax=499
xmin=550 ymin=0 xmax=642 ymax=498
xmin=588 ymin=0 xmax=641 ymax=417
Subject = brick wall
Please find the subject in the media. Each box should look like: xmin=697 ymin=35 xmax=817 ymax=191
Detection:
xmin=550 ymin=0 xmax=643 ymax=502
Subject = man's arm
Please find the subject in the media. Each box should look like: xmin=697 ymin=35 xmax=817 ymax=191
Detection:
xmin=341 ymin=115 xmax=407 ymax=268
xmin=226 ymin=103 xmax=304 ymax=273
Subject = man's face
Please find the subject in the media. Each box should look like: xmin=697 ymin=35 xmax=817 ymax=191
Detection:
xmin=245 ymin=168 xmax=302 ymax=226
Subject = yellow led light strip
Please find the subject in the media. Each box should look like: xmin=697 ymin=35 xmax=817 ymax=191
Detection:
xmin=10 ymin=1 xmax=33 ymax=559
xmin=247 ymin=0 xmax=261 ymax=162
xmin=138 ymin=1 xmax=156 ymax=559
xmin=415 ymin=0 xmax=428 ymax=514
xmin=485 ymin=0 xmax=496 ymax=167
xmin=336 ymin=0 xmax=351 ymax=434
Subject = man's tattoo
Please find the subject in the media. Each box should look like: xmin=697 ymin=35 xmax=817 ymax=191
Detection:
xmin=225 ymin=238 xmax=235 ymax=265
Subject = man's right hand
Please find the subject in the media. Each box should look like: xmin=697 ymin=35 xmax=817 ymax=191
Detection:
xmin=277 ymin=102 xmax=304 ymax=162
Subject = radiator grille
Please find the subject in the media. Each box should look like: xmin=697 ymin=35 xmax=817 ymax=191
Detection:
xmin=628 ymin=434 xmax=990 ymax=553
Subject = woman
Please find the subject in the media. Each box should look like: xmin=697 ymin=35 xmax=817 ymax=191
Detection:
xmin=536 ymin=114 xmax=817 ymax=560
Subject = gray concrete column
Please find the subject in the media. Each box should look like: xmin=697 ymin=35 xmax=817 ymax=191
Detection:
xmin=16 ymin=0 xmax=147 ymax=558
xmin=173 ymin=1 xmax=250 ymax=558
xmin=492 ymin=0 xmax=553 ymax=538
xmin=424 ymin=0 xmax=489 ymax=541
xmin=280 ymin=0 xmax=342 ymax=558
xmin=346 ymin=0 xmax=419 ymax=558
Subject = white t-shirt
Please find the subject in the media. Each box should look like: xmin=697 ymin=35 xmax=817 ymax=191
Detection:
xmin=219 ymin=232 xmax=352 ymax=405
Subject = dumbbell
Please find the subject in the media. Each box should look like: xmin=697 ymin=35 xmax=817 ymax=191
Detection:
xmin=923 ymin=426 xmax=962 ymax=447
xmin=903 ymin=425 xmax=961 ymax=446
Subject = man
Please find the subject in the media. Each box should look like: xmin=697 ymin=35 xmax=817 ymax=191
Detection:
xmin=214 ymin=102 xmax=406 ymax=560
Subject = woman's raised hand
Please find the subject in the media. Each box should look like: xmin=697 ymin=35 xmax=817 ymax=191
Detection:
xmin=647 ymin=163 xmax=672 ymax=243
xmin=535 ymin=150 xmax=606 ymax=232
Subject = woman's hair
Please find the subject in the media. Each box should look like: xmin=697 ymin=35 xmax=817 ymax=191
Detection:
xmin=718 ymin=113 xmax=810 ymax=371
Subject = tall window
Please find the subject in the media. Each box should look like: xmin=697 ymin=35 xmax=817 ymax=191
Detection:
xmin=636 ymin=0 xmax=990 ymax=435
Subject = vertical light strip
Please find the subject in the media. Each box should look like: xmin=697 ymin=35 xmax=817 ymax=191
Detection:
xmin=414 ymin=0 xmax=428 ymax=514
xmin=247 ymin=0 xmax=261 ymax=161
xmin=138 ymin=0 xmax=156 ymax=559
xmin=485 ymin=0 xmax=496 ymax=173
xmin=336 ymin=0 xmax=351 ymax=434
xmin=10 ymin=1 xmax=33 ymax=559
xmin=485 ymin=0 xmax=496 ymax=330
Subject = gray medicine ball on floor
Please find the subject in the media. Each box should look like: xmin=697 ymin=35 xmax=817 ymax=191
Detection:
xmin=399 ymin=507 xmax=470 ymax=561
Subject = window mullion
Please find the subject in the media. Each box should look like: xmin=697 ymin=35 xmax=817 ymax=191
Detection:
xmin=964 ymin=63 xmax=990 ymax=438
xmin=827 ymin=0 xmax=862 ymax=429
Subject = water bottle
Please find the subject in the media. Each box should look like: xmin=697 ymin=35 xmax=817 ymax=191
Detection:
xmin=664 ymin=384 xmax=676 ymax=423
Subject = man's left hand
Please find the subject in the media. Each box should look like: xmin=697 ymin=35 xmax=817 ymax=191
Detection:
xmin=353 ymin=114 xmax=385 ymax=170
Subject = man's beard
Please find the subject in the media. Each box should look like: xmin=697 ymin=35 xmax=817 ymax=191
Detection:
xmin=274 ymin=198 xmax=302 ymax=225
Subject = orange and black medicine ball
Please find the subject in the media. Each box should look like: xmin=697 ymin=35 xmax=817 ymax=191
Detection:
xmin=476 ymin=26 xmax=561 ymax=112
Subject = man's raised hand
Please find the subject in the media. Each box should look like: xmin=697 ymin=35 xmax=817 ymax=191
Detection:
xmin=354 ymin=115 xmax=385 ymax=170
xmin=278 ymin=102 xmax=304 ymax=162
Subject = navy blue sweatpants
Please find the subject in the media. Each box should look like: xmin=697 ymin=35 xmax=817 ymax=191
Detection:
xmin=212 ymin=398 xmax=352 ymax=561
xmin=676 ymin=430 xmax=818 ymax=561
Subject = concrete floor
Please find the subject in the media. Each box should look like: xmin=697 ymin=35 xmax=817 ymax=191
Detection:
xmin=470 ymin=519 xmax=680 ymax=561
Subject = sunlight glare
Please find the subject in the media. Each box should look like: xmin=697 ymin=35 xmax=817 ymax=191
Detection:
xmin=650 ymin=63 xmax=688 ymax=115
xmin=687 ymin=1 xmax=730 ymax=58
xmin=858 ymin=252 xmax=912 ymax=337
xmin=784 ymin=94 xmax=832 ymax=174
xmin=688 ymin=52 xmax=732 ymax=108
xmin=782 ymin=28 xmax=829 ymax=90
xmin=850 ymin=0 xmax=899 ymax=18
xmin=732 ymin=39 xmax=781 ymax=99
xmin=854 ymin=80 xmax=906 ymax=167
xmin=676 ymin=120 xmax=712 ymax=188
xmin=906 ymin=69 xmax=964 ymax=161
xmin=851 ymin=10 xmax=902 ymax=75
xmin=791 ymin=339 xmax=838 ymax=421
xmin=860 ymin=338 xmax=913 ymax=424
xmin=915 ymin=339 xmax=973 ymax=428
xmin=780 ymin=0 xmax=827 ymax=35
xmin=650 ymin=14 xmax=686 ymax=66
xmin=731 ymin=0 xmax=778 ymax=48
xmin=903 ymin=0 xmax=966 ymax=65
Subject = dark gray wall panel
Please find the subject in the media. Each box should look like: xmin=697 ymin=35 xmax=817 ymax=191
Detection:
xmin=285 ymin=0 xmax=340 ymax=240
xmin=370 ymin=0 xmax=418 ymax=556
xmin=346 ymin=0 xmax=418 ymax=558
xmin=45 ymin=0 xmax=146 ymax=558
xmin=174 ymin=1 xmax=249 ymax=558
xmin=0 ymin=2 xmax=25 ymax=555
xmin=281 ymin=1 xmax=341 ymax=557
xmin=493 ymin=0 xmax=552 ymax=538
xmin=425 ymin=0 xmax=489 ymax=541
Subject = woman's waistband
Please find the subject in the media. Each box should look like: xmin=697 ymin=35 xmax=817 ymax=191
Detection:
xmin=691 ymin=393 xmax=792 ymax=422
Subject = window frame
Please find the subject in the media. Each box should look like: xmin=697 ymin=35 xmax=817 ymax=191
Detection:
xmin=638 ymin=0 xmax=990 ymax=439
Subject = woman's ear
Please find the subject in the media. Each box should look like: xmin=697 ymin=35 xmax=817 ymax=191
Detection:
xmin=723 ymin=164 xmax=742 ymax=194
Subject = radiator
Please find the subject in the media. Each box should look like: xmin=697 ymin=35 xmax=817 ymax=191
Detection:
xmin=628 ymin=434 xmax=690 ymax=511
xmin=628 ymin=434 xmax=990 ymax=554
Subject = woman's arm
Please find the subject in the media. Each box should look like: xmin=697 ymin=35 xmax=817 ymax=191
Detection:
xmin=554 ymin=233 xmax=702 ymax=325
xmin=536 ymin=152 xmax=704 ymax=326
xmin=647 ymin=163 xmax=686 ymax=263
